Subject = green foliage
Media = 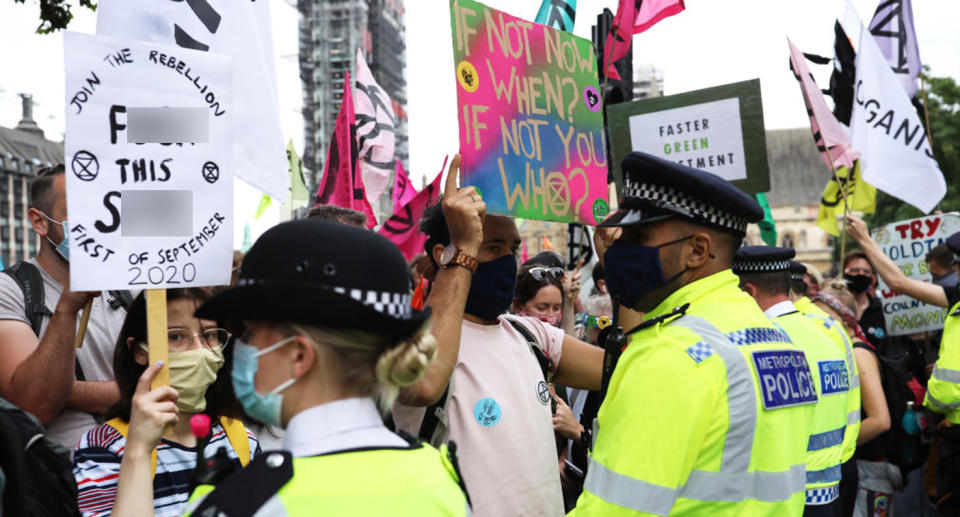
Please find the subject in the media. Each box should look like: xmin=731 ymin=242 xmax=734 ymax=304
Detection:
xmin=12 ymin=0 xmax=96 ymax=34
xmin=868 ymin=68 xmax=960 ymax=227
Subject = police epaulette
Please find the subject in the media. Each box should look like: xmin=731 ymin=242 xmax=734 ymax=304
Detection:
xmin=953 ymin=305 xmax=960 ymax=317
xmin=624 ymin=303 xmax=690 ymax=338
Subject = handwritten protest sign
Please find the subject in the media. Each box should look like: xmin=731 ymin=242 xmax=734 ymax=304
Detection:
xmin=64 ymin=32 xmax=233 ymax=291
xmin=606 ymin=79 xmax=770 ymax=195
xmin=450 ymin=0 xmax=609 ymax=225
xmin=872 ymin=213 xmax=960 ymax=335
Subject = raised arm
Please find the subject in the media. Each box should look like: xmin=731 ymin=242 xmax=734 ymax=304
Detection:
xmin=846 ymin=214 xmax=949 ymax=308
xmin=398 ymin=155 xmax=485 ymax=406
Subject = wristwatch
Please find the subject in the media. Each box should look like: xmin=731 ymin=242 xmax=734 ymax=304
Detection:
xmin=439 ymin=244 xmax=478 ymax=274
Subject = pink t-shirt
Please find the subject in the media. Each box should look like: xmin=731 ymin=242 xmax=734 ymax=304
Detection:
xmin=398 ymin=315 xmax=565 ymax=517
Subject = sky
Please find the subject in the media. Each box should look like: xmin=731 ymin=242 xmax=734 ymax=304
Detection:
xmin=0 ymin=0 xmax=957 ymax=241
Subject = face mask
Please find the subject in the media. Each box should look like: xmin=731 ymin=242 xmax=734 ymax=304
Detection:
xmin=603 ymin=236 xmax=691 ymax=310
xmin=465 ymin=254 xmax=518 ymax=320
xmin=232 ymin=336 xmax=298 ymax=427
xmin=167 ymin=347 xmax=224 ymax=413
xmin=42 ymin=213 xmax=69 ymax=262
xmin=933 ymin=270 xmax=958 ymax=288
xmin=843 ymin=274 xmax=872 ymax=294
xmin=520 ymin=310 xmax=562 ymax=327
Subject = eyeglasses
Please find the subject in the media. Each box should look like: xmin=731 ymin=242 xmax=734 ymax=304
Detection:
xmin=844 ymin=267 xmax=874 ymax=276
xmin=527 ymin=267 xmax=564 ymax=281
xmin=167 ymin=327 xmax=231 ymax=353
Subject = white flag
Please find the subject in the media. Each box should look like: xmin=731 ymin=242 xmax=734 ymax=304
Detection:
xmin=354 ymin=49 xmax=396 ymax=204
xmin=96 ymin=0 xmax=290 ymax=202
xmin=868 ymin=0 xmax=921 ymax=98
xmin=850 ymin=15 xmax=945 ymax=213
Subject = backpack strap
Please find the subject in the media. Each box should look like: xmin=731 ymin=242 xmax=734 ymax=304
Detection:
xmin=105 ymin=416 xmax=251 ymax=478
xmin=220 ymin=417 xmax=251 ymax=467
xmin=106 ymin=290 xmax=134 ymax=311
xmin=2 ymin=261 xmax=50 ymax=336
xmin=505 ymin=317 xmax=555 ymax=382
xmin=419 ymin=385 xmax=452 ymax=446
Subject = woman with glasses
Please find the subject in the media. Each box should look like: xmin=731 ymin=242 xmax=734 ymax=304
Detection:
xmin=72 ymin=288 xmax=259 ymax=517
xmin=512 ymin=264 xmax=581 ymax=337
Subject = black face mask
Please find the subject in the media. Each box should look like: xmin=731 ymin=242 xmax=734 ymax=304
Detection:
xmin=464 ymin=255 xmax=517 ymax=320
xmin=843 ymin=273 xmax=872 ymax=294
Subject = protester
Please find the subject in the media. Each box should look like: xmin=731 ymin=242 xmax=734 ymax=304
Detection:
xmin=814 ymin=282 xmax=895 ymax=517
xmin=801 ymin=261 xmax=824 ymax=296
xmin=394 ymin=155 xmax=602 ymax=516
xmin=926 ymin=244 xmax=957 ymax=289
xmin=841 ymin=249 xmax=887 ymax=346
xmin=574 ymin=153 xmax=815 ymax=515
xmin=306 ymin=204 xmax=368 ymax=227
xmin=512 ymin=263 xmax=582 ymax=336
xmin=73 ymin=288 xmax=258 ymax=516
xmin=113 ymin=220 xmax=469 ymax=515
xmin=735 ymin=247 xmax=850 ymax=516
xmin=0 ymin=165 xmax=127 ymax=452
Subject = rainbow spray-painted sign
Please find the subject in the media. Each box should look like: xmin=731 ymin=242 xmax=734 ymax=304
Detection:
xmin=450 ymin=0 xmax=609 ymax=225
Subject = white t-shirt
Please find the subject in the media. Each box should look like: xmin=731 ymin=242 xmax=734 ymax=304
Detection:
xmin=0 ymin=259 xmax=128 ymax=451
xmin=397 ymin=315 xmax=565 ymax=517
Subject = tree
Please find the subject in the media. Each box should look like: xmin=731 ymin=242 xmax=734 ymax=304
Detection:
xmin=12 ymin=0 xmax=96 ymax=34
xmin=868 ymin=68 xmax=960 ymax=227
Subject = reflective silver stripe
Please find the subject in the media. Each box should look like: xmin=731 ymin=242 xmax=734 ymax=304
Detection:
xmin=848 ymin=409 xmax=861 ymax=426
xmin=683 ymin=464 xmax=806 ymax=503
xmin=926 ymin=391 xmax=960 ymax=411
xmin=583 ymin=456 xmax=677 ymax=515
xmin=673 ymin=316 xmax=756 ymax=473
xmin=932 ymin=366 xmax=960 ymax=384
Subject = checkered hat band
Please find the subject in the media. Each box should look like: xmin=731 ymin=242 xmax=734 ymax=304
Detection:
xmin=237 ymin=278 xmax=412 ymax=319
xmin=332 ymin=286 xmax=412 ymax=319
xmin=791 ymin=272 xmax=805 ymax=282
xmin=805 ymin=484 xmax=840 ymax=505
xmin=732 ymin=260 xmax=791 ymax=273
xmin=622 ymin=180 xmax=748 ymax=234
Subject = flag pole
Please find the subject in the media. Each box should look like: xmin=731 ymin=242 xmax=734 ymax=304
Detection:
xmin=822 ymin=145 xmax=851 ymax=265
xmin=919 ymin=71 xmax=934 ymax=148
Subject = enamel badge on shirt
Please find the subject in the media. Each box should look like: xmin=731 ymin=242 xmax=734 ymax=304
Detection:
xmin=752 ymin=350 xmax=818 ymax=410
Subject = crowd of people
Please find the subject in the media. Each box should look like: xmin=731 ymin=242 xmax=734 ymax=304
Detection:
xmin=0 ymin=152 xmax=958 ymax=517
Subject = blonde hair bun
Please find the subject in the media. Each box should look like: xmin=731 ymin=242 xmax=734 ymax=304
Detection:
xmin=375 ymin=331 xmax=438 ymax=388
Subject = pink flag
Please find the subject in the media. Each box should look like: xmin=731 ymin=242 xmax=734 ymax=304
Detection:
xmin=354 ymin=49 xmax=397 ymax=204
xmin=315 ymin=71 xmax=378 ymax=228
xmin=604 ymin=0 xmax=685 ymax=80
xmin=521 ymin=239 xmax=530 ymax=263
xmin=378 ymin=157 xmax=447 ymax=260
xmin=787 ymin=38 xmax=860 ymax=170
xmin=392 ymin=161 xmax=417 ymax=208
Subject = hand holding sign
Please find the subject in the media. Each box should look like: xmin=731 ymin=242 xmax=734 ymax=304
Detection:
xmin=844 ymin=213 xmax=871 ymax=245
xmin=127 ymin=359 xmax=180 ymax=454
xmin=441 ymin=154 xmax=486 ymax=258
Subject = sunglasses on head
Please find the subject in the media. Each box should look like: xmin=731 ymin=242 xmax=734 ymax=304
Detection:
xmin=526 ymin=266 xmax=564 ymax=281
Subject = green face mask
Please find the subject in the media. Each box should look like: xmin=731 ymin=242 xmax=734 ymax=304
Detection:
xmin=144 ymin=346 xmax=224 ymax=413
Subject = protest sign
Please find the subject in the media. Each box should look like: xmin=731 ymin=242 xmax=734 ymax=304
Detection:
xmin=871 ymin=213 xmax=960 ymax=335
xmin=64 ymin=32 xmax=233 ymax=291
xmin=606 ymin=79 xmax=770 ymax=195
xmin=450 ymin=0 xmax=610 ymax=225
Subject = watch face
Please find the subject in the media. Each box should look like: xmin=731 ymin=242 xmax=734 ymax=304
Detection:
xmin=440 ymin=244 xmax=457 ymax=265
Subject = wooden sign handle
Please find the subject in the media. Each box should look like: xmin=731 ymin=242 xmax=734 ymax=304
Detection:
xmin=74 ymin=298 xmax=93 ymax=348
xmin=146 ymin=289 xmax=169 ymax=390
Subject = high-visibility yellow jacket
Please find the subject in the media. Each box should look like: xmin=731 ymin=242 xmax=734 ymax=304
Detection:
xmin=771 ymin=308 xmax=850 ymax=506
xmin=925 ymin=301 xmax=960 ymax=424
xmin=184 ymin=442 xmax=470 ymax=516
xmin=795 ymin=296 xmax=862 ymax=463
xmin=573 ymin=271 xmax=816 ymax=516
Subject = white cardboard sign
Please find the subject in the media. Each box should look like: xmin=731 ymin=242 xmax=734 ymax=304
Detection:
xmin=64 ymin=32 xmax=233 ymax=291
xmin=628 ymin=97 xmax=747 ymax=181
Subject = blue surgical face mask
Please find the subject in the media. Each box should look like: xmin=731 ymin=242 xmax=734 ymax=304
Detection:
xmin=464 ymin=254 xmax=518 ymax=321
xmin=42 ymin=213 xmax=69 ymax=262
xmin=603 ymin=235 xmax=692 ymax=310
xmin=232 ymin=336 xmax=298 ymax=427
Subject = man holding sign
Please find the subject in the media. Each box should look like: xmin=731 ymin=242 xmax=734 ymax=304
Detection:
xmin=0 ymin=166 xmax=128 ymax=452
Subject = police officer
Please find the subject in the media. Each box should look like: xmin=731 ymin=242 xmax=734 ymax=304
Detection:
xmin=789 ymin=260 xmax=861 ymax=514
xmin=924 ymin=231 xmax=960 ymax=514
xmin=735 ymin=247 xmax=849 ymax=516
xmin=573 ymin=153 xmax=816 ymax=516
xmin=173 ymin=220 xmax=470 ymax=515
